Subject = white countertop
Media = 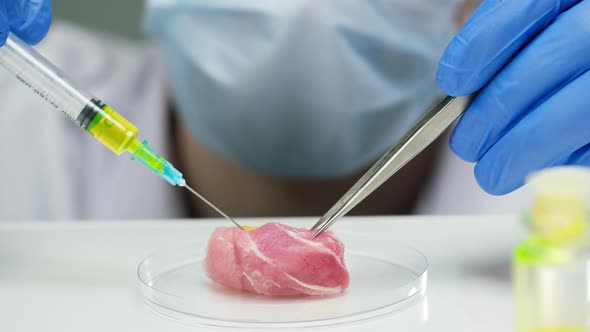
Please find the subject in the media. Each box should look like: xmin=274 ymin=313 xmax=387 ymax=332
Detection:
xmin=0 ymin=215 xmax=524 ymax=331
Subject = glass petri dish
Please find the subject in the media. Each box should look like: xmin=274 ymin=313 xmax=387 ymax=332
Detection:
xmin=137 ymin=230 xmax=428 ymax=329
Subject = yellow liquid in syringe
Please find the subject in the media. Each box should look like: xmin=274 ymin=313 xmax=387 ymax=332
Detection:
xmin=78 ymin=99 xmax=183 ymax=184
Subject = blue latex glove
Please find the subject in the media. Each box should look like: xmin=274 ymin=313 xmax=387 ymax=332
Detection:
xmin=437 ymin=0 xmax=590 ymax=195
xmin=0 ymin=0 xmax=52 ymax=46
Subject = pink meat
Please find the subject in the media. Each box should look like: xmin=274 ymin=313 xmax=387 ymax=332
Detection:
xmin=203 ymin=223 xmax=349 ymax=296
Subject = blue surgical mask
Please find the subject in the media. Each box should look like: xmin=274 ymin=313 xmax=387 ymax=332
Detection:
xmin=145 ymin=0 xmax=459 ymax=178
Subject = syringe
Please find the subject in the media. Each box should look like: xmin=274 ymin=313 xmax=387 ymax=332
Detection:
xmin=0 ymin=34 xmax=242 ymax=228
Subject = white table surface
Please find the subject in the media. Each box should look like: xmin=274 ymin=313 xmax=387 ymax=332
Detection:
xmin=0 ymin=215 xmax=524 ymax=331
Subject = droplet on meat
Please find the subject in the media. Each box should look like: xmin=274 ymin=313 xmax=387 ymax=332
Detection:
xmin=203 ymin=223 xmax=350 ymax=296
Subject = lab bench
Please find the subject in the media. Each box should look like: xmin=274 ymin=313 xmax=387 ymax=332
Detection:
xmin=0 ymin=215 xmax=522 ymax=331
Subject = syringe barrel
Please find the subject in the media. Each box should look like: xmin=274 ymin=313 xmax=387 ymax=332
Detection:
xmin=0 ymin=35 xmax=92 ymax=123
xmin=0 ymin=35 xmax=138 ymax=155
xmin=0 ymin=35 xmax=185 ymax=186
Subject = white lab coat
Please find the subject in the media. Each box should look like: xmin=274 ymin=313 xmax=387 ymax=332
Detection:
xmin=0 ymin=22 xmax=530 ymax=221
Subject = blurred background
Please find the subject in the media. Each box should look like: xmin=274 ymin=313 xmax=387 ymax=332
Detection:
xmin=53 ymin=0 xmax=482 ymax=41
xmin=54 ymin=0 xmax=144 ymax=40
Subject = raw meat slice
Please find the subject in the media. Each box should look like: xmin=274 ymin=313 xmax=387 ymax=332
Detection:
xmin=203 ymin=222 xmax=349 ymax=296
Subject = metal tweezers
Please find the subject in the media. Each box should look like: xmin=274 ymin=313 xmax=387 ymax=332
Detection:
xmin=310 ymin=95 xmax=476 ymax=238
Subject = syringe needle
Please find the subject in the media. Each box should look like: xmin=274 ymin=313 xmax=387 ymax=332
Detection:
xmin=183 ymin=184 xmax=244 ymax=229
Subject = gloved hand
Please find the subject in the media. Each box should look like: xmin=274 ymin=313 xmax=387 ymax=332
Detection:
xmin=0 ymin=0 xmax=52 ymax=46
xmin=437 ymin=0 xmax=590 ymax=195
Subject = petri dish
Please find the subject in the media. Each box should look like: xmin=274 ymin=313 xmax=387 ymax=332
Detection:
xmin=137 ymin=230 xmax=428 ymax=329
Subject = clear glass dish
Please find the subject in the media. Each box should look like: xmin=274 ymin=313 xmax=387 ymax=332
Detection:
xmin=137 ymin=230 xmax=428 ymax=329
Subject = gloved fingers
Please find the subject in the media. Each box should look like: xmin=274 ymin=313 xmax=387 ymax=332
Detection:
xmin=450 ymin=0 xmax=590 ymax=162
xmin=565 ymin=144 xmax=590 ymax=166
xmin=561 ymin=0 xmax=583 ymax=10
xmin=7 ymin=0 xmax=51 ymax=45
xmin=473 ymin=68 xmax=590 ymax=195
xmin=437 ymin=0 xmax=582 ymax=96
xmin=0 ymin=0 xmax=9 ymax=46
